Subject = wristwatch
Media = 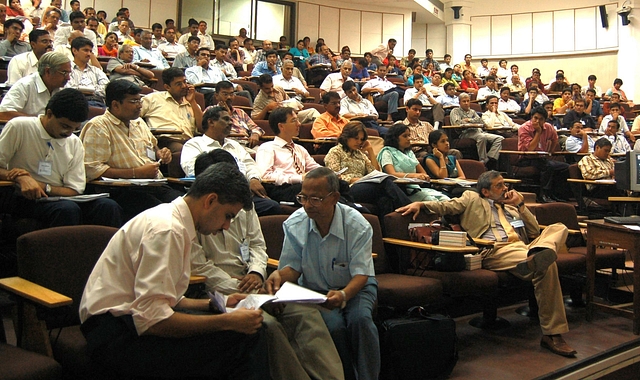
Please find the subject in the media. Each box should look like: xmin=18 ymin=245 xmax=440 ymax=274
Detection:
xmin=517 ymin=201 xmax=525 ymax=209
xmin=45 ymin=183 xmax=52 ymax=195
xmin=339 ymin=290 xmax=347 ymax=309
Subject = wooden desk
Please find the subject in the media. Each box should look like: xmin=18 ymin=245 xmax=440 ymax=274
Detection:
xmin=585 ymin=220 xmax=640 ymax=334
xmin=89 ymin=179 xmax=167 ymax=187
xmin=150 ymin=128 xmax=182 ymax=135
xmin=0 ymin=180 xmax=14 ymax=187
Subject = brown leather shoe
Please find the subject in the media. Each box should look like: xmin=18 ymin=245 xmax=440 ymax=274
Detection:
xmin=540 ymin=334 xmax=577 ymax=357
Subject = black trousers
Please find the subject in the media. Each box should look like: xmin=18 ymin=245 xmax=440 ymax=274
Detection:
xmin=81 ymin=313 xmax=270 ymax=379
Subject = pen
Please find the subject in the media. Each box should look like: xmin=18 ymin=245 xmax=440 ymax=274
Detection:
xmin=332 ymin=258 xmax=336 ymax=271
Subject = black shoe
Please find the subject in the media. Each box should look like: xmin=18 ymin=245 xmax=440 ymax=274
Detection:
xmin=550 ymin=194 xmax=567 ymax=202
xmin=539 ymin=195 xmax=556 ymax=203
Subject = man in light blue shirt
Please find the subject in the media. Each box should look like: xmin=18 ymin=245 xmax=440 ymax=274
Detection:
xmin=133 ymin=30 xmax=169 ymax=70
xmin=266 ymin=167 xmax=379 ymax=380
xmin=436 ymin=83 xmax=460 ymax=107
xmin=251 ymin=49 xmax=281 ymax=77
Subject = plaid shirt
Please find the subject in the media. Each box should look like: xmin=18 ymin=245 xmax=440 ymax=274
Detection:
xmin=80 ymin=110 xmax=160 ymax=181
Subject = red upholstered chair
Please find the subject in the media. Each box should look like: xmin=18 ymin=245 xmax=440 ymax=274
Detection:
xmin=458 ymin=159 xmax=486 ymax=179
xmin=0 ymin=343 xmax=62 ymax=380
xmin=1 ymin=226 xmax=119 ymax=379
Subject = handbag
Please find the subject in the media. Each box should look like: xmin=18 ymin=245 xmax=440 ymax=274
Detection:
xmin=408 ymin=220 xmax=475 ymax=273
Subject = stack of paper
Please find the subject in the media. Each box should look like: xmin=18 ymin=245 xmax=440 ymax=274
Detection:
xmin=225 ymin=282 xmax=327 ymax=312
xmin=101 ymin=177 xmax=167 ymax=186
xmin=465 ymin=254 xmax=483 ymax=270
xmin=437 ymin=231 xmax=467 ymax=247
xmin=36 ymin=193 xmax=110 ymax=203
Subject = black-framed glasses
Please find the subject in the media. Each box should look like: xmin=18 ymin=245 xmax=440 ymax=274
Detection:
xmin=296 ymin=192 xmax=333 ymax=206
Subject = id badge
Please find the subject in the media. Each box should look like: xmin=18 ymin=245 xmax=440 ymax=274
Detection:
xmin=146 ymin=147 xmax=156 ymax=161
xmin=37 ymin=161 xmax=53 ymax=176
xmin=510 ymin=219 xmax=525 ymax=228
xmin=240 ymin=240 xmax=250 ymax=263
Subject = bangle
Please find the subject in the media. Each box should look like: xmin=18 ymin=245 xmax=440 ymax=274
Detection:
xmin=132 ymin=168 xmax=135 ymax=179
xmin=403 ymin=173 xmax=409 ymax=178
xmin=339 ymin=290 xmax=347 ymax=309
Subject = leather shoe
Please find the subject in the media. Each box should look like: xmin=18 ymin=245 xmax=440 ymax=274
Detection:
xmin=539 ymin=195 xmax=556 ymax=203
xmin=540 ymin=334 xmax=577 ymax=357
xmin=516 ymin=248 xmax=556 ymax=276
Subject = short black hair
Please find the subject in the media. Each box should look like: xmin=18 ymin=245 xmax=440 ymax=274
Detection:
xmin=152 ymin=23 xmax=163 ymax=30
xmin=594 ymin=137 xmax=612 ymax=149
xmin=29 ymin=29 xmax=50 ymax=45
xmin=162 ymin=67 xmax=186 ymax=86
xmin=412 ymin=73 xmax=423 ymax=83
xmin=405 ymin=98 xmax=422 ymax=109
xmin=4 ymin=19 xmax=24 ymax=31
xmin=531 ymin=106 xmax=547 ymax=119
xmin=425 ymin=48 xmax=433 ymax=54
xmin=500 ymin=86 xmax=510 ymax=95
xmin=215 ymin=44 xmax=228 ymax=51
xmin=187 ymin=36 xmax=201 ymax=44
xmin=71 ymin=37 xmax=93 ymax=51
xmin=384 ymin=122 xmax=410 ymax=152
xmin=485 ymin=95 xmax=499 ymax=103
xmin=443 ymin=83 xmax=455 ymax=91
xmin=485 ymin=75 xmax=496 ymax=82
xmin=613 ymin=78 xmax=623 ymax=86
xmin=215 ymin=80 xmax=234 ymax=93
xmin=322 ymin=91 xmax=340 ymax=104
xmin=202 ymin=106 xmax=227 ymax=132
xmin=196 ymin=47 xmax=210 ymax=56
xmin=187 ymin=162 xmax=252 ymax=211
xmin=69 ymin=10 xmax=85 ymax=22
xmin=257 ymin=73 xmax=273 ymax=87
xmin=189 ymin=19 xmax=199 ymax=27
xmin=265 ymin=49 xmax=278 ymax=58
xmin=194 ymin=149 xmax=237 ymax=177
xmin=342 ymin=80 xmax=357 ymax=92
xmin=268 ymin=107 xmax=295 ymax=135
xmin=106 ymin=80 xmax=142 ymax=109
xmin=588 ymin=74 xmax=597 ymax=81
xmin=46 ymin=88 xmax=88 ymax=122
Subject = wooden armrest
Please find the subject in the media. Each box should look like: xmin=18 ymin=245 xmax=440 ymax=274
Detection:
xmin=471 ymin=238 xmax=495 ymax=246
xmin=382 ymin=237 xmax=479 ymax=253
xmin=578 ymin=222 xmax=587 ymax=228
xmin=189 ymin=275 xmax=207 ymax=284
xmin=0 ymin=277 xmax=72 ymax=308
xmin=539 ymin=225 xmax=581 ymax=235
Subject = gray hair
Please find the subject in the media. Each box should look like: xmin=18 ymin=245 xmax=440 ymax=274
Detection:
xmin=38 ymin=52 xmax=70 ymax=76
xmin=118 ymin=43 xmax=132 ymax=55
xmin=458 ymin=92 xmax=471 ymax=101
xmin=476 ymin=170 xmax=502 ymax=197
xmin=304 ymin=167 xmax=340 ymax=193
xmin=282 ymin=59 xmax=294 ymax=67
xmin=340 ymin=60 xmax=353 ymax=68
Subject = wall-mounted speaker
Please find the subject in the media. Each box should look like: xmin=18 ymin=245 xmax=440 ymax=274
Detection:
xmin=599 ymin=5 xmax=609 ymax=28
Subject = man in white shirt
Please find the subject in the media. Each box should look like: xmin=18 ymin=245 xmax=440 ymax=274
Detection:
xmin=7 ymin=29 xmax=52 ymax=85
xmin=115 ymin=20 xmax=133 ymax=43
xmin=403 ymin=74 xmax=444 ymax=128
xmin=483 ymin=95 xmax=518 ymax=131
xmin=157 ymin=26 xmax=185 ymax=59
xmin=240 ymin=38 xmax=257 ymax=64
xmin=191 ymin=149 xmax=344 ymax=380
xmin=0 ymin=88 xmax=122 ymax=228
xmin=340 ymin=80 xmax=388 ymax=136
xmin=177 ymin=19 xmax=199 ymax=48
xmin=598 ymin=103 xmax=632 ymax=139
xmin=53 ymin=11 xmax=98 ymax=55
xmin=150 ymin=23 xmax=166 ymax=48
xmin=0 ymin=51 xmax=70 ymax=119
xmin=369 ymin=38 xmax=396 ymax=68
xmin=180 ymin=106 xmax=281 ymax=217
xmin=196 ymin=20 xmax=214 ymax=49
xmin=86 ymin=17 xmax=104 ymax=45
xmin=273 ymin=59 xmax=309 ymax=99
xmin=211 ymin=44 xmax=238 ymax=80
xmin=133 ymin=30 xmax=169 ymax=70
xmin=477 ymin=75 xmax=500 ymax=101
xmin=66 ymin=37 xmax=109 ymax=107
xmin=477 ymin=58 xmax=490 ymax=78
xmin=255 ymin=107 xmax=321 ymax=202
xmin=319 ymin=60 xmax=353 ymax=98
xmin=360 ymin=65 xmax=401 ymax=122
xmin=79 ymin=163 xmax=271 ymax=379
xmin=452 ymin=93 xmax=503 ymax=165
xmin=498 ymin=86 xmax=521 ymax=113
xmin=581 ymin=74 xmax=602 ymax=97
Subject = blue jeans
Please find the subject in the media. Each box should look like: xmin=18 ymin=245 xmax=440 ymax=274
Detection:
xmin=320 ymin=278 xmax=380 ymax=380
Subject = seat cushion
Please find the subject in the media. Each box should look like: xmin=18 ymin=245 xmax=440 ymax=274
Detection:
xmin=405 ymin=269 xmax=499 ymax=298
xmin=555 ymin=252 xmax=586 ymax=274
xmin=377 ymin=274 xmax=443 ymax=309
xmin=0 ymin=343 xmax=62 ymax=380
xmin=568 ymin=246 xmax=626 ymax=270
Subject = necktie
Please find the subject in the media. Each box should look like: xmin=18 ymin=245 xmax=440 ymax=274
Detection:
xmin=285 ymin=142 xmax=304 ymax=174
xmin=495 ymin=203 xmax=520 ymax=242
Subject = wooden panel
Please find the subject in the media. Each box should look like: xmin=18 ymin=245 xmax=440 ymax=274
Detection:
xmin=297 ymin=2 xmax=319 ymax=42
xmin=511 ymin=13 xmax=532 ymax=55
xmin=471 ymin=16 xmax=490 ymax=57
xmin=123 ymin=0 xmax=150 ymax=28
xmin=94 ymin=0 xmax=122 ymax=23
xmin=596 ymin=3 xmax=618 ymax=49
xmin=532 ymin=12 xmax=553 ymax=54
xmin=361 ymin=12 xmax=382 ymax=53
xmin=339 ymin=9 xmax=361 ymax=54
xmin=0 ymin=277 xmax=72 ymax=308
xmin=553 ymin=9 xmax=575 ymax=52
xmin=426 ymin=23 xmax=446 ymax=59
xmin=382 ymin=13 xmax=404 ymax=58
xmin=148 ymin=0 xmax=179 ymax=31
xmin=491 ymin=15 xmax=511 ymax=56
xmin=319 ymin=6 xmax=340 ymax=52
xmin=574 ymin=7 xmax=597 ymax=51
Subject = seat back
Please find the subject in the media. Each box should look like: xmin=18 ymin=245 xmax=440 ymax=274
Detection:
xmin=529 ymin=202 xmax=580 ymax=230
xmin=16 ymin=226 xmax=118 ymax=328
xmin=254 ymin=119 xmax=275 ymax=136
xmin=568 ymin=163 xmax=583 ymax=179
xmin=302 ymin=102 xmax=325 ymax=114
xmin=307 ymin=87 xmax=322 ymax=103
xmin=259 ymin=215 xmax=288 ymax=262
xmin=458 ymin=159 xmax=486 ymax=179
xmin=231 ymin=79 xmax=258 ymax=99
xmin=362 ymin=213 xmax=389 ymax=274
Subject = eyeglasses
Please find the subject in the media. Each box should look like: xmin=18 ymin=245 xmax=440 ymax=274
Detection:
xmin=125 ymin=99 xmax=143 ymax=104
xmin=296 ymin=192 xmax=333 ymax=207
xmin=57 ymin=70 xmax=71 ymax=76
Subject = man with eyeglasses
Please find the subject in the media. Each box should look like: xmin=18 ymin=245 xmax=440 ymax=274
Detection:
xmin=7 ymin=29 xmax=53 ymax=85
xmin=266 ymin=166 xmax=380 ymax=380
xmin=311 ymin=91 xmax=349 ymax=139
xmin=140 ymin=67 xmax=203 ymax=153
xmin=214 ymin=80 xmax=264 ymax=149
xmin=0 ymin=51 xmax=71 ymax=119
xmin=80 ymin=80 xmax=183 ymax=221
xmin=398 ymin=170 xmax=575 ymax=358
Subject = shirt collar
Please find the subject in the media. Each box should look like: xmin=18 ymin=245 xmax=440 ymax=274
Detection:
xmin=308 ymin=203 xmax=345 ymax=240
xmin=174 ymin=197 xmax=197 ymax=242
xmin=36 ymin=116 xmax=67 ymax=147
